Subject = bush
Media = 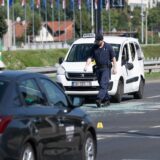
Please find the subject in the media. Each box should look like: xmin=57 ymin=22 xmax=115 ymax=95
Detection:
xmin=1 ymin=45 xmax=160 ymax=70
xmin=2 ymin=49 xmax=68 ymax=69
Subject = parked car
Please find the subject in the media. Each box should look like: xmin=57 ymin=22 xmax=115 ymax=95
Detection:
xmin=56 ymin=34 xmax=145 ymax=102
xmin=0 ymin=70 xmax=97 ymax=160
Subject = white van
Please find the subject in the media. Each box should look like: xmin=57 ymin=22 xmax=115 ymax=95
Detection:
xmin=56 ymin=34 xmax=145 ymax=102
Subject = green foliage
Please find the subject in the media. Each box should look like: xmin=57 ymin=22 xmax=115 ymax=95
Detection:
xmin=145 ymin=72 xmax=160 ymax=80
xmin=0 ymin=1 xmax=160 ymax=43
xmin=27 ymin=14 xmax=41 ymax=36
xmin=0 ymin=10 xmax=8 ymax=39
xmin=1 ymin=44 xmax=160 ymax=70
xmin=2 ymin=49 xmax=68 ymax=69
xmin=148 ymin=7 xmax=160 ymax=30
xmin=142 ymin=45 xmax=160 ymax=58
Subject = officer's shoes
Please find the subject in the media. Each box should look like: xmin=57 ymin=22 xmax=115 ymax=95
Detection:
xmin=95 ymin=99 xmax=102 ymax=108
xmin=103 ymin=100 xmax=110 ymax=107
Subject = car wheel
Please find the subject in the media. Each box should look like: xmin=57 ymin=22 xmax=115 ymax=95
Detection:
xmin=82 ymin=132 xmax=96 ymax=160
xmin=134 ymin=79 xmax=144 ymax=99
xmin=20 ymin=143 xmax=35 ymax=160
xmin=113 ymin=80 xmax=124 ymax=103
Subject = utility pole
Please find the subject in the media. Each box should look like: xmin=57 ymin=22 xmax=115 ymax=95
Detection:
xmin=7 ymin=0 xmax=11 ymax=50
xmin=91 ymin=0 xmax=94 ymax=33
xmin=141 ymin=0 xmax=144 ymax=44
xmin=97 ymin=0 xmax=102 ymax=33
xmin=145 ymin=8 xmax=148 ymax=45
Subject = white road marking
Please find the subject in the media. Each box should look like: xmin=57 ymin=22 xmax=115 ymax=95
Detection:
xmin=147 ymin=95 xmax=160 ymax=99
xmin=128 ymin=130 xmax=139 ymax=133
xmin=150 ymin=125 xmax=160 ymax=128
xmin=97 ymin=130 xmax=160 ymax=140
xmin=124 ymin=112 xmax=145 ymax=114
xmin=122 ymin=159 xmax=147 ymax=160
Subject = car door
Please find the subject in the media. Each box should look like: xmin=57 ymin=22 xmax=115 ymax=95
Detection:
xmin=121 ymin=42 xmax=134 ymax=93
xmin=129 ymin=42 xmax=142 ymax=91
xmin=18 ymin=77 xmax=65 ymax=160
xmin=38 ymin=78 xmax=83 ymax=160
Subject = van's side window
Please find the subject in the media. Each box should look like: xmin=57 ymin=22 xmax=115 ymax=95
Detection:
xmin=129 ymin=43 xmax=136 ymax=61
xmin=135 ymin=43 xmax=143 ymax=60
xmin=122 ymin=44 xmax=129 ymax=65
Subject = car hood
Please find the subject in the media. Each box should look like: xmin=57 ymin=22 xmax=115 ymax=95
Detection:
xmin=69 ymin=107 xmax=86 ymax=117
xmin=62 ymin=62 xmax=93 ymax=72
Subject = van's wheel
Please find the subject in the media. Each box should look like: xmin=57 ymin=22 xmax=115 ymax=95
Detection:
xmin=113 ymin=80 xmax=123 ymax=103
xmin=20 ymin=143 xmax=35 ymax=160
xmin=134 ymin=79 xmax=144 ymax=99
xmin=82 ymin=132 xmax=96 ymax=160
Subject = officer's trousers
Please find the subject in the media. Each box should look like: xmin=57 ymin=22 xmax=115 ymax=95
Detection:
xmin=96 ymin=68 xmax=110 ymax=101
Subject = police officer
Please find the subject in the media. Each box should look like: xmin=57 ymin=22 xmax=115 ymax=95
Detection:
xmin=84 ymin=33 xmax=117 ymax=107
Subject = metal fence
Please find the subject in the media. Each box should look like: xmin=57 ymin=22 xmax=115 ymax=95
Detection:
xmin=24 ymin=60 xmax=160 ymax=75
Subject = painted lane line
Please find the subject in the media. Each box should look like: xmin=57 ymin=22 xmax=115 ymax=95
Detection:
xmin=122 ymin=159 xmax=147 ymax=160
xmin=124 ymin=112 xmax=145 ymax=114
xmin=146 ymin=95 xmax=160 ymax=99
xmin=128 ymin=130 xmax=139 ymax=133
xmin=150 ymin=125 xmax=160 ymax=128
xmin=97 ymin=132 xmax=160 ymax=140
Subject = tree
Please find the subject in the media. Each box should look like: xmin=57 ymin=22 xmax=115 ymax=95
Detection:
xmin=27 ymin=13 xmax=41 ymax=38
xmin=0 ymin=10 xmax=8 ymax=50
xmin=0 ymin=12 xmax=8 ymax=39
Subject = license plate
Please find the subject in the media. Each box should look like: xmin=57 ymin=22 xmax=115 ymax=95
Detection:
xmin=72 ymin=81 xmax=91 ymax=87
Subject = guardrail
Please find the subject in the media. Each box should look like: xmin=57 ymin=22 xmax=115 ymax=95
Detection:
xmin=25 ymin=61 xmax=160 ymax=75
xmin=144 ymin=61 xmax=160 ymax=73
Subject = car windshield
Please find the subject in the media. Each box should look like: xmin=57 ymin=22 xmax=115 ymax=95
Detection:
xmin=0 ymin=80 xmax=8 ymax=102
xmin=66 ymin=43 xmax=120 ymax=62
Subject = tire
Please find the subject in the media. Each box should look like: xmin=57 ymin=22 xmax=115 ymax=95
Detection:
xmin=134 ymin=79 xmax=144 ymax=99
xmin=20 ymin=143 xmax=35 ymax=160
xmin=113 ymin=80 xmax=124 ymax=103
xmin=82 ymin=132 xmax=96 ymax=160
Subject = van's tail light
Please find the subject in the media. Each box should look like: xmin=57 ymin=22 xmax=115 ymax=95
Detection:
xmin=0 ymin=116 xmax=12 ymax=134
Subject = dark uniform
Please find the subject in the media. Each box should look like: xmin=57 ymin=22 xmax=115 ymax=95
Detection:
xmin=92 ymin=42 xmax=115 ymax=105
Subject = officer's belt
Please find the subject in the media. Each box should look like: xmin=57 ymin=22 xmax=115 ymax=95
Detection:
xmin=97 ymin=64 xmax=108 ymax=69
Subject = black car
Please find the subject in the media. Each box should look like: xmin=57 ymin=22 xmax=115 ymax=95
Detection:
xmin=0 ymin=70 xmax=97 ymax=160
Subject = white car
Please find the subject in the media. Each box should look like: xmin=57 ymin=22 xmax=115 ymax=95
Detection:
xmin=56 ymin=34 xmax=145 ymax=102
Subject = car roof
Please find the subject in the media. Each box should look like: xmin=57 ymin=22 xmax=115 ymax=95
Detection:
xmin=73 ymin=36 xmax=139 ymax=45
xmin=0 ymin=70 xmax=44 ymax=81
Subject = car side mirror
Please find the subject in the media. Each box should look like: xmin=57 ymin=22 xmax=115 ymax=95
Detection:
xmin=72 ymin=97 xmax=84 ymax=107
xmin=59 ymin=57 xmax=64 ymax=64
xmin=125 ymin=62 xmax=134 ymax=70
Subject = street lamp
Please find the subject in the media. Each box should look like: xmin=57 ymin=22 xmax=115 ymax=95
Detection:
xmin=129 ymin=5 xmax=134 ymax=37
xmin=145 ymin=8 xmax=148 ymax=45
xmin=141 ymin=1 xmax=148 ymax=45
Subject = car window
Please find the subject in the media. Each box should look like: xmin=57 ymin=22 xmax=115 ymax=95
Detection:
xmin=66 ymin=44 xmax=94 ymax=62
xmin=0 ymin=80 xmax=8 ymax=102
xmin=110 ymin=44 xmax=120 ymax=61
xmin=135 ymin=42 xmax=143 ymax=59
xmin=122 ymin=44 xmax=129 ymax=65
xmin=19 ymin=79 xmax=46 ymax=106
xmin=40 ymin=79 xmax=68 ymax=108
xmin=129 ymin=43 xmax=136 ymax=61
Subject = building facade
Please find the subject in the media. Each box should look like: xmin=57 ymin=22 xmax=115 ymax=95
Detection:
xmin=127 ymin=0 xmax=159 ymax=8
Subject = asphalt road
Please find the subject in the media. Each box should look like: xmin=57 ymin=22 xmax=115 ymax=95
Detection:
xmin=81 ymin=81 xmax=160 ymax=160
